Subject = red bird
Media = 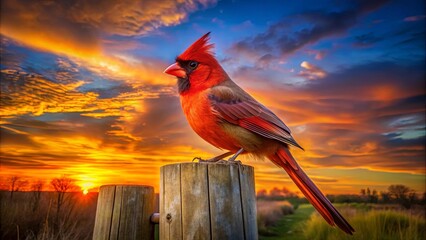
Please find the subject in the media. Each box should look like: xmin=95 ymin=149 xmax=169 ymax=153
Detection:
xmin=164 ymin=32 xmax=355 ymax=234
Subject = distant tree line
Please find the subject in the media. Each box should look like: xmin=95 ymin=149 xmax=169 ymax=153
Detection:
xmin=257 ymin=184 xmax=425 ymax=209
xmin=1 ymin=175 xmax=95 ymax=240
xmin=327 ymin=184 xmax=425 ymax=209
xmin=3 ymin=175 xmax=78 ymax=233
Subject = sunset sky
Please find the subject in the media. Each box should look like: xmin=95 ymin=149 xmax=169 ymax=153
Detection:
xmin=0 ymin=0 xmax=425 ymax=195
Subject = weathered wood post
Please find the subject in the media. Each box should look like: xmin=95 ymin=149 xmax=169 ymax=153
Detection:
xmin=160 ymin=163 xmax=257 ymax=240
xmin=93 ymin=185 xmax=155 ymax=240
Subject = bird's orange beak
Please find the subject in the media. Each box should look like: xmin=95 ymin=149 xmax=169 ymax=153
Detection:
xmin=164 ymin=63 xmax=187 ymax=78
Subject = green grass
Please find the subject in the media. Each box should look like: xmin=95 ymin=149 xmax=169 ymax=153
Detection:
xmin=259 ymin=203 xmax=425 ymax=240
xmin=304 ymin=207 xmax=426 ymax=240
xmin=259 ymin=204 xmax=315 ymax=240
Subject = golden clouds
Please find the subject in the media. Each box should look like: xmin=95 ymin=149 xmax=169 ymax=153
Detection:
xmin=0 ymin=68 xmax=169 ymax=143
xmin=0 ymin=69 xmax=166 ymax=118
xmin=0 ymin=0 xmax=217 ymax=43
xmin=299 ymin=61 xmax=327 ymax=79
xmin=77 ymin=55 xmax=173 ymax=86
xmin=1 ymin=70 xmax=92 ymax=118
xmin=0 ymin=1 xmax=100 ymax=57
xmin=69 ymin=0 xmax=217 ymax=36
xmin=0 ymin=0 xmax=217 ymax=86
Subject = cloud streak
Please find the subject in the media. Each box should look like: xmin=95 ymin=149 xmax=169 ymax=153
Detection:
xmin=230 ymin=0 xmax=390 ymax=60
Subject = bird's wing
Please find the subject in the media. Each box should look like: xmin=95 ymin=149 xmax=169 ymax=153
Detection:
xmin=209 ymin=86 xmax=303 ymax=150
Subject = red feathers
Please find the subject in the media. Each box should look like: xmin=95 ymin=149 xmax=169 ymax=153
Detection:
xmin=173 ymin=32 xmax=228 ymax=94
xmin=178 ymin=32 xmax=215 ymax=62
xmin=269 ymin=148 xmax=355 ymax=234
xmin=164 ymin=33 xmax=355 ymax=235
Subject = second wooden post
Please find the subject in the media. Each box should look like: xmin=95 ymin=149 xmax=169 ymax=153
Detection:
xmin=160 ymin=162 xmax=257 ymax=240
xmin=92 ymin=185 xmax=155 ymax=240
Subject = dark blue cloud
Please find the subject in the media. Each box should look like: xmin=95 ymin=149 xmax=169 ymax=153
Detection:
xmin=230 ymin=0 xmax=390 ymax=59
xmin=353 ymin=32 xmax=384 ymax=47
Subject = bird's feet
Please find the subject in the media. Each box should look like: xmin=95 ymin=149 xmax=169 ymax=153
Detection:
xmin=192 ymin=157 xmax=242 ymax=165
xmin=192 ymin=149 xmax=244 ymax=165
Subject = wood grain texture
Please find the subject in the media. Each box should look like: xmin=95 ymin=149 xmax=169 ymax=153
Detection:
xmin=160 ymin=163 xmax=257 ymax=240
xmin=208 ymin=163 xmax=244 ymax=240
xmin=109 ymin=185 xmax=123 ymax=239
xmin=92 ymin=185 xmax=155 ymax=240
xmin=181 ymin=163 xmax=211 ymax=239
xmin=160 ymin=163 xmax=183 ymax=240
xmin=239 ymin=165 xmax=258 ymax=240
xmin=140 ymin=187 xmax=156 ymax=238
xmin=93 ymin=185 xmax=116 ymax=240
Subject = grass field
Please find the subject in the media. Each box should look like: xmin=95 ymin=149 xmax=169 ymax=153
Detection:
xmin=259 ymin=203 xmax=426 ymax=240
xmin=304 ymin=204 xmax=425 ymax=240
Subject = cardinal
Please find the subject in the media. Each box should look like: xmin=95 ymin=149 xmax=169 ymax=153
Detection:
xmin=164 ymin=32 xmax=355 ymax=234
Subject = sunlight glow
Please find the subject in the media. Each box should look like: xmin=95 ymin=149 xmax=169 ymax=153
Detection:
xmin=78 ymin=176 xmax=96 ymax=195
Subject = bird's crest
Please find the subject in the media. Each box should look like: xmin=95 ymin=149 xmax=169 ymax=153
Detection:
xmin=178 ymin=32 xmax=215 ymax=61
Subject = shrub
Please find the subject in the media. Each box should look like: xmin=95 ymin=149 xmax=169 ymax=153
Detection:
xmin=257 ymin=200 xmax=294 ymax=233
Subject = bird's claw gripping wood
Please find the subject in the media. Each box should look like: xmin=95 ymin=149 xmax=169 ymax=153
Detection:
xmin=192 ymin=151 xmax=234 ymax=163
xmin=192 ymin=157 xmax=219 ymax=163
xmin=192 ymin=156 xmax=242 ymax=165
xmin=193 ymin=149 xmax=244 ymax=164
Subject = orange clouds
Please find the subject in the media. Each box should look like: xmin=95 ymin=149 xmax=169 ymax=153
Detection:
xmin=0 ymin=68 xmax=174 ymax=145
xmin=0 ymin=70 xmax=154 ymax=119
xmin=1 ymin=1 xmax=99 ymax=57
xmin=0 ymin=0 xmax=217 ymax=44
xmin=0 ymin=0 xmax=217 ymax=86
xmin=299 ymin=61 xmax=327 ymax=80
xmin=1 ymin=70 xmax=92 ymax=118
xmin=68 ymin=0 xmax=217 ymax=36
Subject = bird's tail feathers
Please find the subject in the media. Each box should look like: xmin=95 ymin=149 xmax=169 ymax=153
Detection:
xmin=268 ymin=147 xmax=355 ymax=235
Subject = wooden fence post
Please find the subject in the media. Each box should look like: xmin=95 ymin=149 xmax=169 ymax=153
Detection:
xmin=93 ymin=185 xmax=155 ymax=240
xmin=160 ymin=163 xmax=258 ymax=240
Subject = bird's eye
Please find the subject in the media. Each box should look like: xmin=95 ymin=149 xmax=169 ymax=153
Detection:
xmin=188 ymin=61 xmax=198 ymax=70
